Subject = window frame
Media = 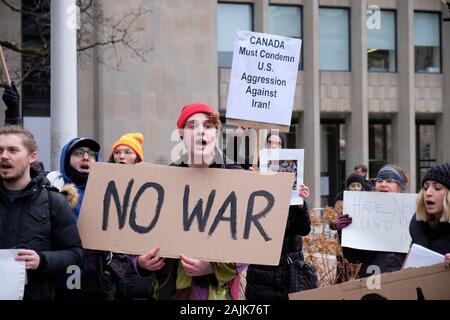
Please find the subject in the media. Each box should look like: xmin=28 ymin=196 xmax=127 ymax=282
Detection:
xmin=318 ymin=6 xmax=352 ymax=72
xmin=268 ymin=3 xmax=304 ymax=70
xmin=367 ymin=9 xmax=398 ymax=73
xmin=413 ymin=10 xmax=442 ymax=74
xmin=217 ymin=2 xmax=254 ymax=69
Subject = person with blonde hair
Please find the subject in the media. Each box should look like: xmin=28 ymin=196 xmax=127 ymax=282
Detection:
xmin=410 ymin=162 xmax=450 ymax=266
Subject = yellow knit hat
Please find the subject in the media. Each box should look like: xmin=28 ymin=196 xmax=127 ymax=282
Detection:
xmin=112 ymin=132 xmax=144 ymax=161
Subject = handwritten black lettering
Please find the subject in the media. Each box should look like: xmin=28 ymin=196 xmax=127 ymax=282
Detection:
xmin=208 ymin=192 xmax=237 ymax=239
xmin=183 ymin=185 xmax=216 ymax=232
xmin=129 ymin=182 xmax=164 ymax=234
xmin=102 ymin=179 xmax=134 ymax=231
xmin=243 ymin=191 xmax=274 ymax=241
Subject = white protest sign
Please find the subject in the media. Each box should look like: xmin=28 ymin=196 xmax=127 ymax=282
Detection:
xmin=260 ymin=148 xmax=304 ymax=205
xmin=0 ymin=250 xmax=26 ymax=300
xmin=226 ymin=30 xmax=302 ymax=127
xmin=341 ymin=191 xmax=417 ymax=253
xmin=402 ymin=244 xmax=445 ymax=270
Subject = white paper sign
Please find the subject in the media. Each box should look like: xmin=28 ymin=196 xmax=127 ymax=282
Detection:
xmin=341 ymin=191 xmax=417 ymax=253
xmin=226 ymin=30 xmax=302 ymax=126
xmin=402 ymin=244 xmax=445 ymax=269
xmin=260 ymin=148 xmax=304 ymax=205
xmin=0 ymin=250 xmax=26 ymax=300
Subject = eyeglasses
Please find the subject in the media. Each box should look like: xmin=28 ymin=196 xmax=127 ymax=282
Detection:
xmin=374 ymin=178 xmax=399 ymax=185
xmin=72 ymin=148 xmax=98 ymax=159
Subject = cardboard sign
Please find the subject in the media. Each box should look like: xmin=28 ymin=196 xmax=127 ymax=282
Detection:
xmin=260 ymin=148 xmax=304 ymax=205
xmin=225 ymin=30 xmax=302 ymax=131
xmin=77 ymin=163 xmax=294 ymax=265
xmin=342 ymin=191 xmax=417 ymax=253
xmin=289 ymin=263 xmax=450 ymax=300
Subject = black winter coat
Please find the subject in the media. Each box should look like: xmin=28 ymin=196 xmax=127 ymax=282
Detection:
xmin=245 ymin=202 xmax=311 ymax=300
xmin=0 ymin=171 xmax=83 ymax=300
xmin=342 ymin=246 xmax=406 ymax=278
xmin=409 ymin=215 xmax=450 ymax=255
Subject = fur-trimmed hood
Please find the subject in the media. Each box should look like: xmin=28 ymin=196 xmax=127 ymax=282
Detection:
xmin=59 ymin=184 xmax=79 ymax=210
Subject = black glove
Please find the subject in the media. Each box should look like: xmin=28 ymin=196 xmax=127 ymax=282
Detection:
xmin=2 ymin=81 xmax=21 ymax=125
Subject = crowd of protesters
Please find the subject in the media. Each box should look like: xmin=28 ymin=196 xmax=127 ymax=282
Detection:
xmin=1 ymin=83 xmax=449 ymax=300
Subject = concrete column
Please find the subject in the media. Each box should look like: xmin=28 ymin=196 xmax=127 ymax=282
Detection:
xmin=437 ymin=4 xmax=450 ymax=163
xmin=394 ymin=0 xmax=416 ymax=191
xmin=51 ymin=0 xmax=78 ymax=170
xmin=346 ymin=0 xmax=369 ymax=177
xmin=301 ymin=0 xmax=321 ymax=208
xmin=254 ymin=0 xmax=269 ymax=33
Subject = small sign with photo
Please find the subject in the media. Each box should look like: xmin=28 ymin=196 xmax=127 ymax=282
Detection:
xmin=260 ymin=148 xmax=304 ymax=205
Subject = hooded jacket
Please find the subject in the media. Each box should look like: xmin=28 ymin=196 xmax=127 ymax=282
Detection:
xmin=0 ymin=168 xmax=83 ymax=300
xmin=47 ymin=137 xmax=102 ymax=222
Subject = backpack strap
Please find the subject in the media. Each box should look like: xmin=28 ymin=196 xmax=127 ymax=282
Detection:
xmin=42 ymin=184 xmax=59 ymax=220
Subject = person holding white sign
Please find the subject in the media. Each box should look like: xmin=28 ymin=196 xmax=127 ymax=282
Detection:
xmin=336 ymin=165 xmax=409 ymax=279
xmin=409 ymin=162 xmax=450 ymax=267
xmin=245 ymin=131 xmax=315 ymax=300
xmin=329 ymin=172 xmax=367 ymax=283
xmin=0 ymin=126 xmax=83 ymax=299
xmin=135 ymin=103 xmax=246 ymax=300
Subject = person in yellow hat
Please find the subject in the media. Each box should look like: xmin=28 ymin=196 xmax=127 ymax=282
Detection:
xmin=101 ymin=132 xmax=155 ymax=300
xmin=108 ymin=132 xmax=144 ymax=164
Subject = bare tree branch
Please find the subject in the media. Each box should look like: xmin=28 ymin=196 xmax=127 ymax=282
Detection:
xmin=1 ymin=0 xmax=150 ymax=84
xmin=1 ymin=0 xmax=50 ymax=21
xmin=0 ymin=40 xmax=48 ymax=57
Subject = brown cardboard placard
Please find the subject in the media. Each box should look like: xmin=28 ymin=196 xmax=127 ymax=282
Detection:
xmin=226 ymin=118 xmax=290 ymax=133
xmin=289 ymin=263 xmax=450 ymax=300
xmin=77 ymin=162 xmax=294 ymax=265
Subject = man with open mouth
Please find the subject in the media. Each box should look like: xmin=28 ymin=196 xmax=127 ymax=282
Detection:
xmin=46 ymin=136 xmax=102 ymax=299
xmin=0 ymin=125 xmax=83 ymax=300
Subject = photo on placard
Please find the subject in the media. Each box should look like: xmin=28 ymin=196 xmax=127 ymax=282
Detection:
xmin=260 ymin=149 xmax=304 ymax=205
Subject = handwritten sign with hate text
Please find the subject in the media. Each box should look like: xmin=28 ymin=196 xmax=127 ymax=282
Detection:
xmin=341 ymin=191 xmax=417 ymax=253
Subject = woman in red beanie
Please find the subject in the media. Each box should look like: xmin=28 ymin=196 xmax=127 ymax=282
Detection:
xmin=135 ymin=103 xmax=246 ymax=300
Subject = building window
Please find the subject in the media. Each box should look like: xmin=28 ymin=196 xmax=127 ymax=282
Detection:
xmin=369 ymin=122 xmax=392 ymax=179
xmin=217 ymin=3 xmax=253 ymax=68
xmin=368 ymin=10 xmax=396 ymax=72
xmin=21 ymin=0 xmax=50 ymax=117
xmin=320 ymin=121 xmax=346 ymax=207
xmin=414 ymin=12 xmax=441 ymax=73
xmin=416 ymin=122 xmax=436 ymax=191
xmin=319 ymin=8 xmax=350 ymax=71
xmin=269 ymin=5 xmax=303 ymax=69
